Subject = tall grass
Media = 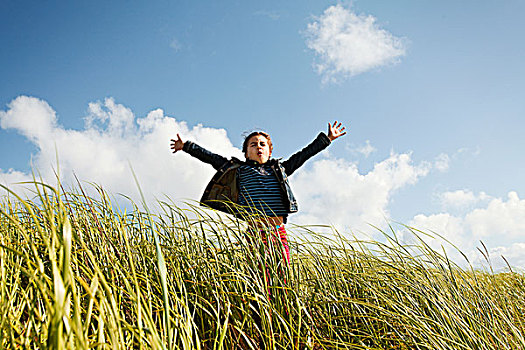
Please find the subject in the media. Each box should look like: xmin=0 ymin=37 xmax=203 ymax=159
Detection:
xmin=0 ymin=180 xmax=524 ymax=349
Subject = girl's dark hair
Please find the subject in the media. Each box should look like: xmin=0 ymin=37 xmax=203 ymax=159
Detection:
xmin=242 ymin=131 xmax=273 ymax=154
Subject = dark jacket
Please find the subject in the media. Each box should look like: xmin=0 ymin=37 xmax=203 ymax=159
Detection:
xmin=182 ymin=132 xmax=331 ymax=217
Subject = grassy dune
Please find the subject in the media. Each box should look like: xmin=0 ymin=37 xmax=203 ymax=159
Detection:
xmin=1 ymin=181 xmax=524 ymax=349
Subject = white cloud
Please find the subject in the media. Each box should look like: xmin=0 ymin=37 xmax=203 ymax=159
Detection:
xmin=409 ymin=190 xmax=525 ymax=269
xmin=486 ymin=243 xmax=525 ymax=272
xmin=347 ymin=140 xmax=376 ymax=157
xmin=85 ymin=97 xmax=135 ymax=135
xmin=409 ymin=213 xmax=467 ymax=251
xmin=290 ymin=151 xmax=434 ymax=234
xmin=434 ymin=153 xmax=450 ymax=172
xmin=0 ymin=168 xmax=34 ymax=198
xmin=0 ymin=96 xmax=243 ymax=205
xmin=305 ymin=4 xmax=406 ymax=83
xmin=439 ymin=189 xmax=490 ymax=210
xmin=0 ymin=96 xmax=58 ymax=142
xmin=466 ymin=191 xmax=525 ymax=239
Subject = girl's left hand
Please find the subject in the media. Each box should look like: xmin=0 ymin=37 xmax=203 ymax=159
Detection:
xmin=327 ymin=121 xmax=347 ymax=141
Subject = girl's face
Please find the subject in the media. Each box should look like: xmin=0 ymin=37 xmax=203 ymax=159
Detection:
xmin=245 ymin=135 xmax=271 ymax=164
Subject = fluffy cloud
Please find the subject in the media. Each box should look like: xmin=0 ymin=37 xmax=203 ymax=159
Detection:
xmin=290 ymin=151 xmax=437 ymax=234
xmin=409 ymin=191 xmax=525 ymax=270
xmin=439 ymin=189 xmax=490 ymax=211
xmin=0 ymin=96 xmax=58 ymax=142
xmin=485 ymin=243 xmax=525 ymax=272
xmin=0 ymin=96 xmax=242 ymax=204
xmin=347 ymin=140 xmax=376 ymax=158
xmin=466 ymin=192 xmax=525 ymax=239
xmin=409 ymin=213 xmax=467 ymax=252
xmin=434 ymin=153 xmax=450 ymax=172
xmin=305 ymin=4 xmax=406 ymax=83
xmin=0 ymin=168 xmax=34 ymax=198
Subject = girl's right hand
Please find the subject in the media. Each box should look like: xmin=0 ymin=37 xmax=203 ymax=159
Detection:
xmin=170 ymin=134 xmax=185 ymax=153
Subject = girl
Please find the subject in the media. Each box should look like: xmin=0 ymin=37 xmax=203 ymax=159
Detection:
xmin=170 ymin=121 xmax=346 ymax=261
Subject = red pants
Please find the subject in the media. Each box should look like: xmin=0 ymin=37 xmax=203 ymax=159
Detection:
xmin=260 ymin=224 xmax=290 ymax=263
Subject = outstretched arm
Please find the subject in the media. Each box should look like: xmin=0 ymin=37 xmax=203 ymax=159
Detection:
xmin=327 ymin=121 xmax=346 ymax=141
xmin=282 ymin=121 xmax=347 ymax=175
xmin=170 ymin=133 xmax=229 ymax=170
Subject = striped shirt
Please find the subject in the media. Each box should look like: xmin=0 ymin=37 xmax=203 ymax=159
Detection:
xmin=238 ymin=164 xmax=287 ymax=217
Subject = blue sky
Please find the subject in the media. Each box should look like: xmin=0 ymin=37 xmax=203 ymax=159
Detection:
xmin=1 ymin=0 xmax=524 ymax=268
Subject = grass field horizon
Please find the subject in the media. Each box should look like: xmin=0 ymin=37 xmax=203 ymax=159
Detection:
xmin=1 ymin=179 xmax=524 ymax=349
